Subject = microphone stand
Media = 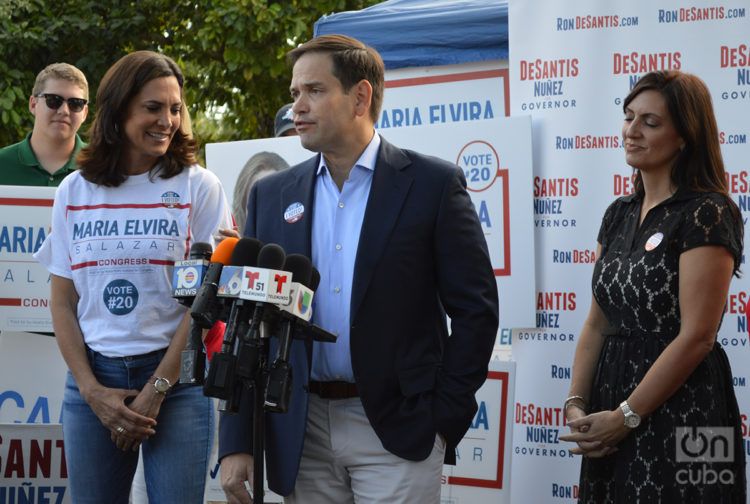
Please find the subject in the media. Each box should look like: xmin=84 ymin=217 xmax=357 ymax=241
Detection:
xmin=244 ymin=317 xmax=336 ymax=504
xmin=251 ymin=328 xmax=267 ymax=504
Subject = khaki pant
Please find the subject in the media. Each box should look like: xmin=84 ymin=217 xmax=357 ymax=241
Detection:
xmin=285 ymin=394 xmax=445 ymax=504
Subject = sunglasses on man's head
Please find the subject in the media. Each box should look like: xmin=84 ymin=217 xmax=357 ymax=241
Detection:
xmin=35 ymin=93 xmax=87 ymax=113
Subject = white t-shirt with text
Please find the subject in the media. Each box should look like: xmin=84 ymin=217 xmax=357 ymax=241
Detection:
xmin=35 ymin=165 xmax=233 ymax=357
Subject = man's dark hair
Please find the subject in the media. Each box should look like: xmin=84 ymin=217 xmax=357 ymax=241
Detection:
xmin=288 ymin=34 xmax=385 ymax=123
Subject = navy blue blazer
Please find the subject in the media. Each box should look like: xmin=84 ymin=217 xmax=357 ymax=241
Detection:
xmin=219 ymin=137 xmax=499 ymax=496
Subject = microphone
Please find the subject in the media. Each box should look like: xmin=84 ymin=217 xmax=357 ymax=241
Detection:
xmin=265 ymin=255 xmax=316 ymax=413
xmin=176 ymin=242 xmax=213 ymax=384
xmin=268 ymin=265 xmax=334 ymax=344
xmin=218 ymin=238 xmax=264 ymax=333
xmin=190 ymin=237 xmax=238 ymax=329
xmin=234 ymin=243 xmax=289 ymax=382
xmin=204 ymin=238 xmax=263 ymax=401
xmin=172 ymin=242 xmax=212 ymax=305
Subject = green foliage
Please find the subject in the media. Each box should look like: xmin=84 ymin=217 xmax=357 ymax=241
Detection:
xmin=0 ymin=0 xmax=379 ymax=151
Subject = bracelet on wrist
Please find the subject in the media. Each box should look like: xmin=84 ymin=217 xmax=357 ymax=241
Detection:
xmin=564 ymin=395 xmax=587 ymax=412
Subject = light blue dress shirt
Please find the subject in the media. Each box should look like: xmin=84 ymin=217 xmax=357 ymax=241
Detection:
xmin=310 ymin=132 xmax=381 ymax=382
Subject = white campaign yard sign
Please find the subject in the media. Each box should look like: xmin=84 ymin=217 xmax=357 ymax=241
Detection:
xmin=0 ymin=185 xmax=55 ymax=332
xmin=441 ymin=361 xmax=515 ymax=504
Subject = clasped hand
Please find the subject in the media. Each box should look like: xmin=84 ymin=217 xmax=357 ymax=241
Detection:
xmin=559 ymin=407 xmax=630 ymax=458
xmin=84 ymin=384 xmax=160 ymax=452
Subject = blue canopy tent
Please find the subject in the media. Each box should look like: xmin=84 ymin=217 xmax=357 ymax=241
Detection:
xmin=314 ymin=0 xmax=509 ymax=70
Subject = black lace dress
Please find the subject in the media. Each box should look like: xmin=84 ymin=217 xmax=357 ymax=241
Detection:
xmin=579 ymin=190 xmax=746 ymax=503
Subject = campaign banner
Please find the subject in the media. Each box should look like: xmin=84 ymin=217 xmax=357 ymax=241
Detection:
xmin=510 ymin=327 xmax=579 ymax=502
xmin=0 ymin=186 xmax=55 ymax=332
xmin=0 ymin=423 xmax=70 ymax=503
xmin=509 ymin=0 xmax=750 ymax=502
xmin=377 ymin=60 xmax=510 ymax=133
xmin=207 ymin=116 xmax=535 ymax=329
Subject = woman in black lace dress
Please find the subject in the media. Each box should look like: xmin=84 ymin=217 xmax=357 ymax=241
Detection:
xmin=560 ymin=71 xmax=746 ymax=502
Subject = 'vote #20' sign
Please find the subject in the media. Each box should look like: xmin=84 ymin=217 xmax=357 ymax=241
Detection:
xmin=457 ymin=141 xmax=510 ymax=276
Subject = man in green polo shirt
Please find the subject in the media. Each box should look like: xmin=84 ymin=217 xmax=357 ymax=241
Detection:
xmin=0 ymin=62 xmax=88 ymax=186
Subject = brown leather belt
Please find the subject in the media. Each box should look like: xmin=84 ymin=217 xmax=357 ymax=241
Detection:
xmin=308 ymin=380 xmax=359 ymax=399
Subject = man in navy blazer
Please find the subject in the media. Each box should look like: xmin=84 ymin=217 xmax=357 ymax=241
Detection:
xmin=219 ymin=34 xmax=499 ymax=504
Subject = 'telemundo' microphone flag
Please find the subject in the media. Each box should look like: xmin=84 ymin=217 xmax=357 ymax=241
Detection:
xmin=240 ymin=257 xmax=292 ymax=304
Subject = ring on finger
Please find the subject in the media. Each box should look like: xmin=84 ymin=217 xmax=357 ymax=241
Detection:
xmin=115 ymin=425 xmax=125 ymax=434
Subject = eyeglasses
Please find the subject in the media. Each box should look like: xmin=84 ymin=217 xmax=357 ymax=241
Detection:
xmin=35 ymin=93 xmax=87 ymax=113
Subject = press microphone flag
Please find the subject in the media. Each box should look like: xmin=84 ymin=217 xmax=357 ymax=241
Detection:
xmin=217 ymin=266 xmax=244 ymax=298
xmin=239 ymin=260 xmax=293 ymax=305
xmin=172 ymin=242 xmax=212 ymax=302
xmin=278 ymin=259 xmax=317 ymax=322
xmin=217 ymin=238 xmax=263 ymax=299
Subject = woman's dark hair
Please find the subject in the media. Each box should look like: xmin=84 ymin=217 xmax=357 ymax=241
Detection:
xmin=623 ymin=70 xmax=726 ymax=196
xmin=77 ymin=51 xmax=197 ymax=186
xmin=624 ymin=71 xmax=742 ymax=274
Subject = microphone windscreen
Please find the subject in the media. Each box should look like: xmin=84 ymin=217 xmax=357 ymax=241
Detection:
xmin=211 ymin=237 xmax=238 ymax=265
xmin=283 ymin=254 xmax=312 ymax=287
xmin=257 ymin=243 xmax=286 ymax=270
xmin=258 ymin=243 xmax=286 ymax=269
xmin=308 ymin=267 xmax=321 ymax=291
xmin=230 ymin=238 xmax=263 ymax=267
xmin=189 ymin=242 xmax=213 ymax=260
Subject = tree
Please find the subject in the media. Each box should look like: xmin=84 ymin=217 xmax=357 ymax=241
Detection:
xmin=0 ymin=0 xmax=379 ymax=151
xmin=0 ymin=0 xmax=160 ymax=146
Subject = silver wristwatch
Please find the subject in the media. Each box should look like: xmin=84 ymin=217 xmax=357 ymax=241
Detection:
xmin=619 ymin=400 xmax=641 ymax=428
xmin=150 ymin=376 xmax=172 ymax=395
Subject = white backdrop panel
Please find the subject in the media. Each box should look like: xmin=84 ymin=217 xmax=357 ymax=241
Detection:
xmin=509 ymin=0 xmax=750 ymax=502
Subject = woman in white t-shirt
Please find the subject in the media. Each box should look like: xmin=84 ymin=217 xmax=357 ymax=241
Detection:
xmin=35 ymin=51 xmax=232 ymax=503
